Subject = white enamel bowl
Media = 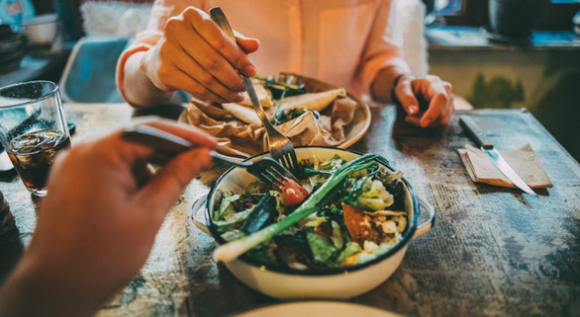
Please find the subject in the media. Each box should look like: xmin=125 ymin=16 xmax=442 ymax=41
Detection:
xmin=200 ymin=147 xmax=436 ymax=299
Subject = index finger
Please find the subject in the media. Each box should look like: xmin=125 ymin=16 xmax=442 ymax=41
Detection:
xmin=185 ymin=8 xmax=256 ymax=76
xmin=412 ymin=79 xmax=450 ymax=128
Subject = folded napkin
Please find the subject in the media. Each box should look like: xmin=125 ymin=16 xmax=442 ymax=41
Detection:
xmin=457 ymin=144 xmax=552 ymax=189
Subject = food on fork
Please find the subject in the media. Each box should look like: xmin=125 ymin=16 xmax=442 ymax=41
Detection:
xmin=238 ymin=84 xmax=273 ymax=108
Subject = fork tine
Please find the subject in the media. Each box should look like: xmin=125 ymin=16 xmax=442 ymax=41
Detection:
xmin=273 ymin=162 xmax=299 ymax=183
xmin=270 ymin=167 xmax=287 ymax=183
xmin=278 ymin=156 xmax=289 ymax=171
xmin=258 ymin=171 xmax=279 ymax=188
xmin=288 ymin=151 xmax=299 ymax=171
xmin=286 ymin=153 xmax=296 ymax=171
xmin=265 ymin=169 xmax=284 ymax=187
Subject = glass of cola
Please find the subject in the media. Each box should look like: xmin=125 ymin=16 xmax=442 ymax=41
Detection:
xmin=0 ymin=81 xmax=71 ymax=196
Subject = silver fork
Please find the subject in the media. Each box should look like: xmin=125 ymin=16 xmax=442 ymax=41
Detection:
xmin=209 ymin=7 xmax=300 ymax=175
xmin=121 ymin=125 xmax=299 ymax=189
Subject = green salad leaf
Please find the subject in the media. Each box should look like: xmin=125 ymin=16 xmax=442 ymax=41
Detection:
xmin=336 ymin=241 xmax=362 ymax=263
xmin=306 ymin=229 xmax=336 ymax=263
xmin=215 ymin=193 xmax=240 ymax=220
xmin=357 ymin=179 xmax=394 ymax=211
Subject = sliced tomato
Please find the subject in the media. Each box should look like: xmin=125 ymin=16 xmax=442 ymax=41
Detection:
xmin=281 ymin=179 xmax=309 ymax=207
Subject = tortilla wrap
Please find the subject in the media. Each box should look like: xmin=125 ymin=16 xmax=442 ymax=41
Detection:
xmin=279 ymin=88 xmax=346 ymax=112
xmin=190 ymin=99 xmax=233 ymax=120
xmin=187 ymin=103 xmax=266 ymax=157
xmin=185 ymin=93 xmax=358 ymax=157
xmin=222 ymin=103 xmax=261 ymax=126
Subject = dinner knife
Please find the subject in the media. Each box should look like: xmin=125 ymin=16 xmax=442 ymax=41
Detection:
xmin=459 ymin=115 xmax=537 ymax=196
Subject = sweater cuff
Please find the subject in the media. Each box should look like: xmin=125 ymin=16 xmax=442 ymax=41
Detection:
xmin=115 ymin=43 xmax=154 ymax=106
xmin=356 ymin=54 xmax=411 ymax=100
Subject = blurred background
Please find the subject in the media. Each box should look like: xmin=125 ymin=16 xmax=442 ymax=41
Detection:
xmin=0 ymin=0 xmax=579 ymax=160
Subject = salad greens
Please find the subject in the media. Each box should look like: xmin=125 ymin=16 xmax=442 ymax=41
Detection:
xmin=212 ymin=153 xmax=408 ymax=270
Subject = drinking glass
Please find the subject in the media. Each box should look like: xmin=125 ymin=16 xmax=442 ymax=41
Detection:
xmin=0 ymin=81 xmax=71 ymax=196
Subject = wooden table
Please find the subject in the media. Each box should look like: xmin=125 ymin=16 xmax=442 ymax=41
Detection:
xmin=1 ymin=103 xmax=579 ymax=316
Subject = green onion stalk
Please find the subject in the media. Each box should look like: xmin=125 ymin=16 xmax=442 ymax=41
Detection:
xmin=213 ymin=153 xmax=384 ymax=263
xmin=273 ymin=86 xmax=290 ymax=125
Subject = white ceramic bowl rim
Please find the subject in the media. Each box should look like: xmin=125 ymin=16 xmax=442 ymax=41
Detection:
xmin=23 ymin=14 xmax=59 ymax=25
xmin=206 ymin=146 xmax=421 ymax=276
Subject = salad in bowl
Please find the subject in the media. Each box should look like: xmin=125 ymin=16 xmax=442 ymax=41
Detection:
xmin=202 ymin=147 xmax=435 ymax=299
xmin=212 ymin=153 xmax=409 ymax=271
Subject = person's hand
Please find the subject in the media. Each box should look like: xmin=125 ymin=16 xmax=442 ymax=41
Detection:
xmin=140 ymin=7 xmax=259 ymax=103
xmin=0 ymin=119 xmax=216 ymax=316
xmin=393 ymin=75 xmax=454 ymax=128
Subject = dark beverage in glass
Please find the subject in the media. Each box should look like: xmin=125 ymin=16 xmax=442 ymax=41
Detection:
xmin=0 ymin=81 xmax=70 ymax=196
xmin=7 ymin=130 xmax=71 ymax=191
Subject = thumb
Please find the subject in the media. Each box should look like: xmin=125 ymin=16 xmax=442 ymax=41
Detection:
xmin=134 ymin=148 xmax=213 ymax=215
xmin=394 ymin=80 xmax=420 ymax=115
xmin=235 ymin=31 xmax=260 ymax=53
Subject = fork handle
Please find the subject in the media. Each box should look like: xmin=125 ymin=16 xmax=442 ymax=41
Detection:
xmin=209 ymin=8 xmax=278 ymax=136
xmin=123 ymin=125 xmax=191 ymax=153
xmin=209 ymin=7 xmax=236 ymax=41
xmin=121 ymin=125 xmax=251 ymax=167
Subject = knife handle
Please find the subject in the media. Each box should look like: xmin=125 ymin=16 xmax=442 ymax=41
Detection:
xmin=459 ymin=115 xmax=493 ymax=149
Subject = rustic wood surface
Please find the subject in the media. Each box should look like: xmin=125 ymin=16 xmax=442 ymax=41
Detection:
xmin=0 ymin=103 xmax=579 ymax=317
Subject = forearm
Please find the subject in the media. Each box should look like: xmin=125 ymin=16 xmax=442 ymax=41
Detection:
xmin=370 ymin=66 xmax=411 ymax=104
xmin=121 ymin=51 xmax=176 ymax=108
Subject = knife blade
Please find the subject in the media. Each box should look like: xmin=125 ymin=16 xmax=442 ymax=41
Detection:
xmin=459 ymin=115 xmax=537 ymax=196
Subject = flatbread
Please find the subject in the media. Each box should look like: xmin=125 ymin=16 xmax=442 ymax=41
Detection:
xmin=190 ymin=99 xmax=232 ymax=120
xmin=185 ymin=91 xmax=358 ymax=157
xmin=279 ymin=88 xmax=346 ymax=112
xmin=319 ymin=97 xmax=357 ymax=141
xmin=222 ymin=103 xmax=261 ymax=126
xmin=186 ymin=103 xmax=266 ymax=157
xmin=239 ymin=84 xmax=273 ymax=108
xmin=277 ymin=111 xmax=343 ymax=147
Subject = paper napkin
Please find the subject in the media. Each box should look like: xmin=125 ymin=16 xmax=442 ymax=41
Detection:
xmin=457 ymin=144 xmax=552 ymax=189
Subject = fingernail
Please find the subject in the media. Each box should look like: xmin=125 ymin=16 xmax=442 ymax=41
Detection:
xmin=234 ymin=93 xmax=245 ymax=102
xmin=409 ymin=105 xmax=419 ymax=114
xmin=244 ymin=65 xmax=256 ymax=76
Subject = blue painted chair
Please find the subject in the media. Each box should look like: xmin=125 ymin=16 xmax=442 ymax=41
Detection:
xmin=59 ymin=36 xmax=129 ymax=103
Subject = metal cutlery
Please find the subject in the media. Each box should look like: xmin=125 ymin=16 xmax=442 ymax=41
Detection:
xmin=459 ymin=115 xmax=537 ymax=196
xmin=121 ymin=125 xmax=299 ymax=189
xmin=208 ymin=7 xmax=300 ymax=176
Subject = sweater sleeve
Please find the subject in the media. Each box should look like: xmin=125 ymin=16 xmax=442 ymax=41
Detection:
xmin=115 ymin=0 xmax=205 ymax=103
xmin=353 ymin=0 xmax=411 ymax=98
